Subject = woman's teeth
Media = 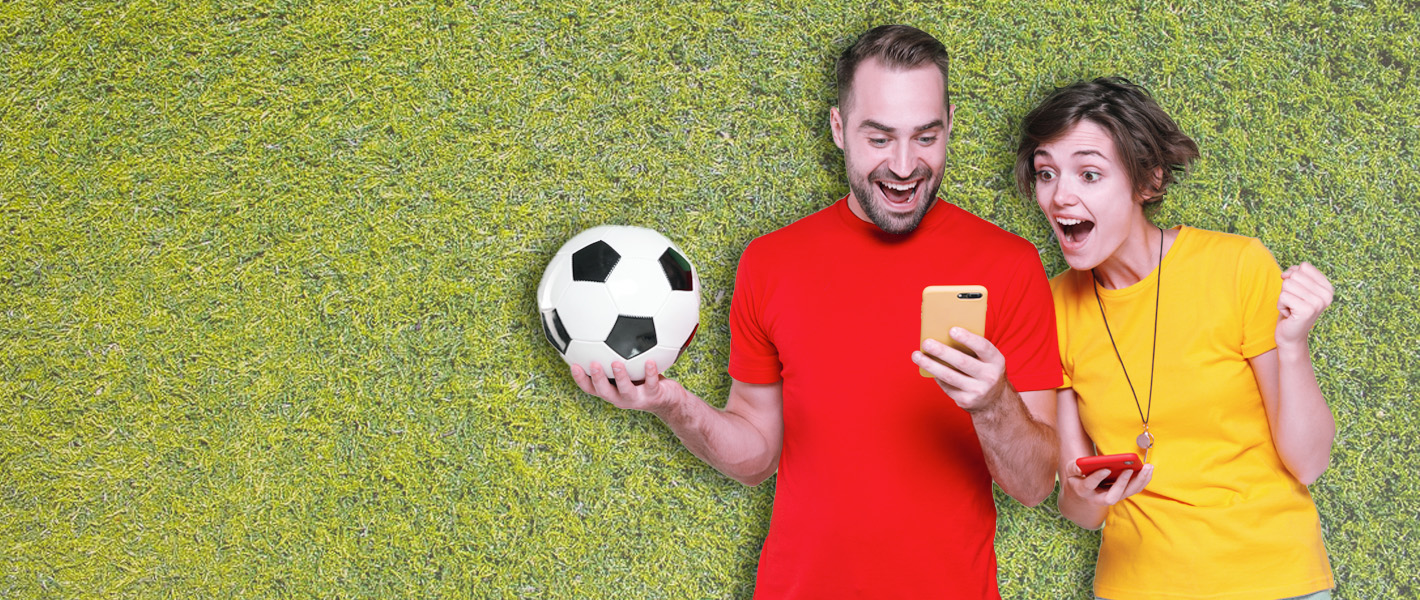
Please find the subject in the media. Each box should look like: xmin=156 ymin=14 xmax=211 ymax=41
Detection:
xmin=1055 ymin=217 xmax=1094 ymax=243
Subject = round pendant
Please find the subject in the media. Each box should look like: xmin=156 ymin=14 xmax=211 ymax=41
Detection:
xmin=1137 ymin=430 xmax=1155 ymax=449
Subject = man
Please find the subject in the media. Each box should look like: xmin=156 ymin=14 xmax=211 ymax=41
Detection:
xmin=571 ymin=25 xmax=1060 ymax=598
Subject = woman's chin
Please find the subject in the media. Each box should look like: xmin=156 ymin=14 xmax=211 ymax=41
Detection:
xmin=1062 ymin=250 xmax=1101 ymax=272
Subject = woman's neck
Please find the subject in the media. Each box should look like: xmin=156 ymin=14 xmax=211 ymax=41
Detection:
xmin=1093 ymin=221 xmax=1169 ymax=290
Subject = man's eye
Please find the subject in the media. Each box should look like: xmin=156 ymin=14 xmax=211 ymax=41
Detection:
xmin=917 ymin=136 xmax=937 ymax=145
xmin=869 ymin=138 xmax=889 ymax=146
xmin=1082 ymin=171 xmax=1101 ymax=182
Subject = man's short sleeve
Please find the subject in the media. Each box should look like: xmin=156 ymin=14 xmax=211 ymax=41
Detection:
xmin=991 ymin=248 xmax=1063 ymax=393
xmin=728 ymin=240 xmax=784 ymax=384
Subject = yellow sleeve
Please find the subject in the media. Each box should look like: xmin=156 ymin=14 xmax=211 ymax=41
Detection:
xmin=1237 ymin=238 xmax=1284 ymax=358
xmin=1050 ymin=271 xmax=1075 ymax=389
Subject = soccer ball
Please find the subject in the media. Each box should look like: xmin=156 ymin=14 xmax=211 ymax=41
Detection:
xmin=537 ymin=225 xmax=701 ymax=381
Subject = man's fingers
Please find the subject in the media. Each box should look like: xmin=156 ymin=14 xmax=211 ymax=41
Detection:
xmin=920 ymin=339 xmax=990 ymax=380
xmin=588 ymin=363 xmax=621 ymax=400
xmin=948 ymin=327 xmax=1003 ymax=364
xmin=610 ymin=362 xmax=637 ymax=396
xmin=914 ymin=350 xmax=971 ymax=391
xmin=570 ymin=365 xmax=597 ymax=396
xmin=641 ymin=360 xmax=661 ymax=394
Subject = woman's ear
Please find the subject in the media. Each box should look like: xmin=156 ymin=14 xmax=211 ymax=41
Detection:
xmin=1138 ymin=166 xmax=1165 ymax=203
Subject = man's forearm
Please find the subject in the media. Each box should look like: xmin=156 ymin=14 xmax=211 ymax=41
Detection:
xmin=650 ymin=390 xmax=780 ymax=486
xmin=971 ymin=387 xmax=1059 ymax=506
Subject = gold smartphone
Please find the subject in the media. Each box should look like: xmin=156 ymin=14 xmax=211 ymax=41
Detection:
xmin=919 ymin=285 xmax=988 ymax=377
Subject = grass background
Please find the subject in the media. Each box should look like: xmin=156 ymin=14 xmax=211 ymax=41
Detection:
xmin=1 ymin=0 xmax=1416 ymax=597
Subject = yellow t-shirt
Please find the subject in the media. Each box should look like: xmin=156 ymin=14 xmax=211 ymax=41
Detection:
xmin=1052 ymin=226 xmax=1333 ymax=600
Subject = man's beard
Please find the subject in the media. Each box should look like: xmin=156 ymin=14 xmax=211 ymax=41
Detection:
xmin=847 ymin=162 xmax=942 ymax=235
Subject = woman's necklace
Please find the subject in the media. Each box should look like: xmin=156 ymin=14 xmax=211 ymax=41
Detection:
xmin=1092 ymin=226 xmax=1163 ymax=460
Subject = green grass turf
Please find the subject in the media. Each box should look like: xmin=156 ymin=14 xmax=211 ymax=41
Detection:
xmin=1 ymin=0 xmax=1416 ymax=597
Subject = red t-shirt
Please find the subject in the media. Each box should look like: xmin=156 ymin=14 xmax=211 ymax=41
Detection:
xmin=729 ymin=197 xmax=1061 ymax=599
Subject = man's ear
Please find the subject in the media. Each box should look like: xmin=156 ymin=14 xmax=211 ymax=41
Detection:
xmin=830 ymin=106 xmax=846 ymax=150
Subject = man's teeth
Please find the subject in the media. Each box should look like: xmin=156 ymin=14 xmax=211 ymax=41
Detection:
xmin=883 ymin=181 xmax=915 ymax=191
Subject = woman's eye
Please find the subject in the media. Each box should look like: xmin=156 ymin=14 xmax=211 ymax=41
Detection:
xmin=1035 ymin=170 xmax=1055 ymax=182
xmin=1082 ymin=171 xmax=1101 ymax=182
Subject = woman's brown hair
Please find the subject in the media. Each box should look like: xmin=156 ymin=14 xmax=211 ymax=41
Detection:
xmin=1015 ymin=77 xmax=1200 ymax=206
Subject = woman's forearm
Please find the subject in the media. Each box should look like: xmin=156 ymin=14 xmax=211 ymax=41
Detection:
xmin=1271 ymin=341 xmax=1337 ymax=484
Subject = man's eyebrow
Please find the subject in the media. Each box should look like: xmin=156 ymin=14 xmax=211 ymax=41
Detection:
xmin=859 ymin=119 xmax=896 ymax=133
xmin=857 ymin=119 xmax=945 ymax=133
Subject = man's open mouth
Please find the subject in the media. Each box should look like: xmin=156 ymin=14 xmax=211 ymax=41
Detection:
xmin=1056 ymin=217 xmax=1095 ymax=245
xmin=878 ymin=180 xmax=919 ymax=206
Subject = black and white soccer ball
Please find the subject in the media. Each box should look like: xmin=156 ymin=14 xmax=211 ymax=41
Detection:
xmin=538 ymin=225 xmax=700 ymax=381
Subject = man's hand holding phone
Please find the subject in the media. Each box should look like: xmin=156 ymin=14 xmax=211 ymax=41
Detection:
xmin=915 ymin=286 xmax=1008 ymax=413
xmin=915 ymin=327 xmax=1011 ymax=413
xmin=1066 ymin=453 xmax=1155 ymax=507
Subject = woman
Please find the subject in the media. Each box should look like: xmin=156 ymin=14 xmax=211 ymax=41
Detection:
xmin=1016 ymin=78 xmax=1337 ymax=600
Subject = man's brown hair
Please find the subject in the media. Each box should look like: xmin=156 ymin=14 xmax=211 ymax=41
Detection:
xmin=836 ymin=25 xmax=951 ymax=114
xmin=1014 ymin=77 xmax=1200 ymax=205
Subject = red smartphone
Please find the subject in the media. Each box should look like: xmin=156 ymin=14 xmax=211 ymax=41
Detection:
xmin=1075 ymin=453 xmax=1143 ymax=489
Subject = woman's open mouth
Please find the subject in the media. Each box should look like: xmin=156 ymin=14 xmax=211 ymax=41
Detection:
xmin=1056 ymin=217 xmax=1095 ymax=247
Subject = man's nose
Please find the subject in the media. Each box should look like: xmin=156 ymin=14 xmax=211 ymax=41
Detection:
xmin=890 ymin=142 xmax=915 ymax=178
